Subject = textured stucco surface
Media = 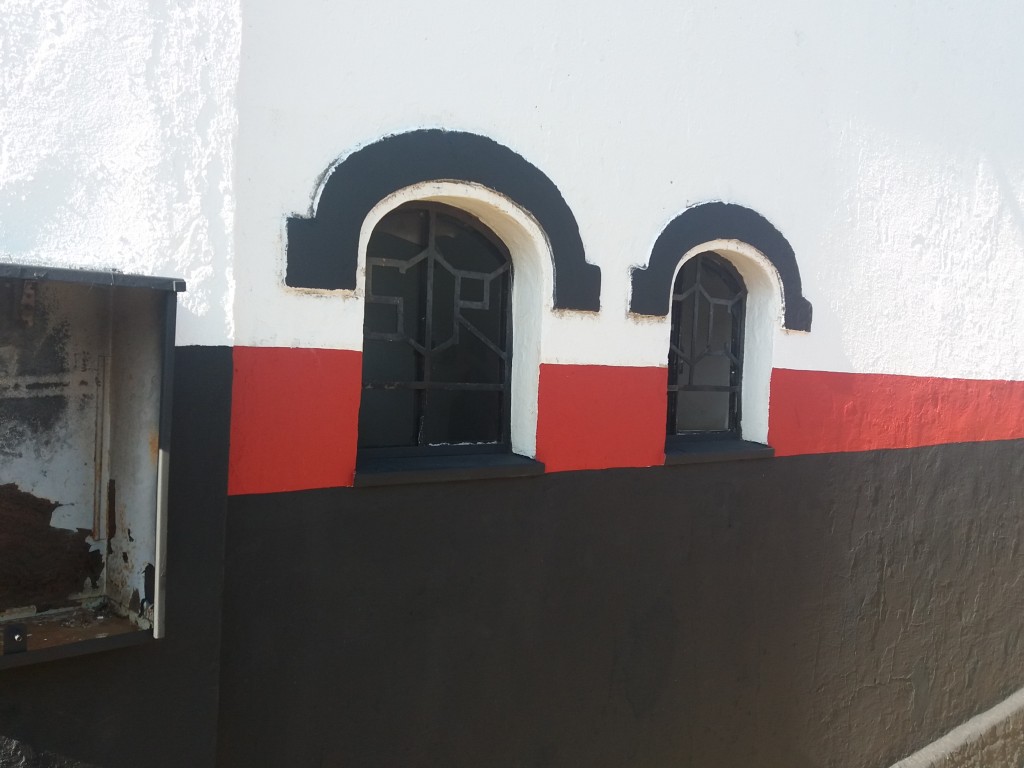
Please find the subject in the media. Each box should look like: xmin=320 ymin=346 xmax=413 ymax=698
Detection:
xmin=3 ymin=0 xmax=1022 ymax=366
xmin=217 ymin=439 xmax=1024 ymax=768
xmin=0 ymin=0 xmax=240 ymax=346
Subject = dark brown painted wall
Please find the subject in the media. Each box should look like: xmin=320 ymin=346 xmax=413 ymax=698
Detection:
xmin=217 ymin=438 xmax=1024 ymax=768
xmin=2 ymin=350 xmax=1022 ymax=768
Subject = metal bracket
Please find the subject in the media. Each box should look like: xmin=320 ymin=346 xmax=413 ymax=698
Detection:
xmin=3 ymin=624 xmax=28 ymax=654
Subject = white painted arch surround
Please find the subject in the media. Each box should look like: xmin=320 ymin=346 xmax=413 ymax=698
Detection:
xmin=666 ymin=238 xmax=785 ymax=445
xmin=357 ymin=181 xmax=555 ymax=459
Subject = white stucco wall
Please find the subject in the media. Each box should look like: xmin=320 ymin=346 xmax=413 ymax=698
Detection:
xmin=0 ymin=0 xmax=241 ymax=346
xmin=3 ymin=0 xmax=1022 ymax=379
xmin=232 ymin=0 xmax=1024 ymax=381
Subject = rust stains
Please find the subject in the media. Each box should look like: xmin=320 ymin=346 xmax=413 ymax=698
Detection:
xmin=0 ymin=483 xmax=103 ymax=614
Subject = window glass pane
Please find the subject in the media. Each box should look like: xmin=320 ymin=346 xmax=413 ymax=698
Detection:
xmin=357 ymin=389 xmax=419 ymax=449
xmin=672 ymin=391 xmax=732 ymax=432
xmin=669 ymin=291 xmax=694 ymax=384
xmin=675 ymin=258 xmax=698 ymax=292
xmin=361 ymin=337 xmax=419 ymax=386
xmin=691 ymin=354 xmax=732 ymax=387
xmin=460 ymin=291 xmax=508 ymax=346
xmin=365 ymin=262 xmax=425 ymax=344
xmin=431 ymin=325 xmax=505 ymax=385
xmin=694 ymin=291 xmax=711 ymax=352
xmin=421 ymin=390 xmax=504 ymax=446
xmin=364 ymin=300 xmax=400 ymax=336
xmin=460 ymin=277 xmax=485 ymax=303
xmin=709 ymin=301 xmax=735 ymax=355
xmin=369 ymin=210 xmax=427 ymax=251
xmin=435 ymin=216 xmax=507 ymax=273
xmin=700 ymin=261 xmax=735 ymax=300
xmin=429 ymin=254 xmax=456 ymax=351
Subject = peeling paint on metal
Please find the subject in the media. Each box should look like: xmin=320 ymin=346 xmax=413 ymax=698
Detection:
xmin=0 ymin=484 xmax=102 ymax=614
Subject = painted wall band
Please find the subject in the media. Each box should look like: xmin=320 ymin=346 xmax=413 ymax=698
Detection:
xmin=225 ymin=348 xmax=1024 ymax=495
xmin=536 ymin=363 xmax=667 ymax=472
xmin=629 ymin=202 xmax=813 ymax=331
xmin=769 ymin=368 xmax=1024 ymax=455
xmin=228 ymin=347 xmax=361 ymax=495
xmin=217 ymin=439 xmax=1024 ymax=768
xmin=285 ymin=129 xmax=602 ymax=312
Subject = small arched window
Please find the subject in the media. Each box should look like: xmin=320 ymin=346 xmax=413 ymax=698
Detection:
xmin=667 ymin=252 xmax=747 ymax=444
xmin=358 ymin=202 xmax=513 ymax=455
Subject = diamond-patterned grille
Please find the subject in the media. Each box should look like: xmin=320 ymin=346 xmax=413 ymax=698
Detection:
xmin=667 ymin=252 xmax=746 ymax=436
xmin=359 ymin=203 xmax=512 ymax=452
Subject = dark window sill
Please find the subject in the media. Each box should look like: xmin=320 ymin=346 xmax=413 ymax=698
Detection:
xmin=355 ymin=453 xmax=545 ymax=487
xmin=664 ymin=439 xmax=774 ymax=466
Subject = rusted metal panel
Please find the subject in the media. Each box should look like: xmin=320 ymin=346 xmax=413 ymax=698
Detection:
xmin=102 ymin=287 xmax=164 ymax=628
xmin=0 ymin=484 xmax=103 ymax=614
xmin=1 ymin=280 xmax=108 ymax=620
xmin=0 ymin=276 xmax=169 ymax=649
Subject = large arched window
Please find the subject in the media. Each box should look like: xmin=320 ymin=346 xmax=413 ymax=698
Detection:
xmin=358 ymin=202 xmax=513 ymax=455
xmin=667 ymin=252 xmax=747 ymax=444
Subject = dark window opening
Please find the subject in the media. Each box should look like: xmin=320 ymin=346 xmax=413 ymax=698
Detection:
xmin=667 ymin=252 xmax=746 ymax=444
xmin=359 ymin=203 xmax=513 ymax=456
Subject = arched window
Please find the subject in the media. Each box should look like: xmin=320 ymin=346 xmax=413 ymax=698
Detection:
xmin=358 ymin=202 xmax=513 ymax=455
xmin=667 ymin=252 xmax=747 ymax=443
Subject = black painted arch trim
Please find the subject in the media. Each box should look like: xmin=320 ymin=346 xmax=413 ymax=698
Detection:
xmin=286 ymin=129 xmax=601 ymax=312
xmin=629 ymin=202 xmax=812 ymax=331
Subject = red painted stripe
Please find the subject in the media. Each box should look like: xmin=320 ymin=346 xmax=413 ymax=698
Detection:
xmin=227 ymin=351 xmax=1024 ymax=493
xmin=536 ymin=363 xmax=666 ymax=472
xmin=229 ymin=347 xmax=361 ymax=495
xmin=769 ymin=369 xmax=1024 ymax=456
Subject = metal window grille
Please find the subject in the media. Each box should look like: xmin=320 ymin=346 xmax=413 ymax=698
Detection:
xmin=667 ymin=252 xmax=746 ymax=439
xmin=359 ymin=203 xmax=513 ymax=455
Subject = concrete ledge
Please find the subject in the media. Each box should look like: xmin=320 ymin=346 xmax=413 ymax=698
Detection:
xmin=890 ymin=686 xmax=1024 ymax=768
